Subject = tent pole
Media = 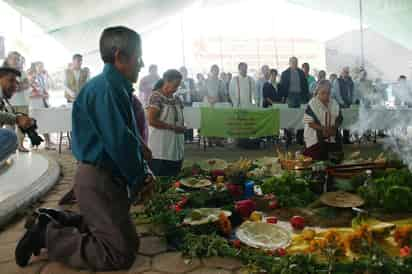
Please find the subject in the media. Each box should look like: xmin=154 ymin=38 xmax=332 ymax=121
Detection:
xmin=180 ymin=13 xmax=186 ymax=67
xmin=359 ymin=0 xmax=365 ymax=68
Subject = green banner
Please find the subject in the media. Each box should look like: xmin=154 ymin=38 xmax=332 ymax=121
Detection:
xmin=200 ymin=108 xmax=280 ymax=138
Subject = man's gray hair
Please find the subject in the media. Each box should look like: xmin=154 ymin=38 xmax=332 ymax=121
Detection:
xmin=99 ymin=26 xmax=141 ymax=64
xmin=289 ymin=56 xmax=298 ymax=63
xmin=315 ymin=79 xmax=332 ymax=94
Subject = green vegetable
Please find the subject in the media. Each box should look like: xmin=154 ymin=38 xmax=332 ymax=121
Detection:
xmin=356 ymin=168 xmax=412 ymax=213
xmin=190 ymin=210 xmax=203 ymax=221
xmin=384 ymin=186 xmax=412 ymax=212
xmin=260 ymin=172 xmax=316 ymax=208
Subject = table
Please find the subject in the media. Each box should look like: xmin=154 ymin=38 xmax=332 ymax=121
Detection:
xmin=30 ymin=106 xmax=72 ymax=152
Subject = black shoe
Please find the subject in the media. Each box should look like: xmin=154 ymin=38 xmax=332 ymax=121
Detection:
xmin=15 ymin=213 xmax=50 ymax=267
xmin=36 ymin=208 xmax=82 ymax=227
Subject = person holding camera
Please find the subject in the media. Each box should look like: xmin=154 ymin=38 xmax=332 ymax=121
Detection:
xmin=0 ymin=67 xmax=34 ymax=162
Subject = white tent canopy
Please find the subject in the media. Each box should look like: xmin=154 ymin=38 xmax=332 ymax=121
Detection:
xmin=5 ymin=0 xmax=412 ymax=53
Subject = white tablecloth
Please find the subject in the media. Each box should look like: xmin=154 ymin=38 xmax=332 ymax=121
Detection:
xmin=183 ymin=106 xmax=360 ymax=130
xmin=30 ymin=106 xmax=72 ymax=134
xmin=30 ymin=105 xmax=405 ymax=135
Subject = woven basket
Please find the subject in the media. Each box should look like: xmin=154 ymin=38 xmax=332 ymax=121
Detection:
xmin=320 ymin=191 xmax=364 ymax=208
xmin=280 ymin=157 xmax=312 ymax=170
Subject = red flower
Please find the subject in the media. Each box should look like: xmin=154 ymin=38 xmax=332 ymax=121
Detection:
xmin=170 ymin=204 xmax=182 ymax=212
xmin=174 ymin=181 xmax=181 ymax=188
xmin=276 ymin=248 xmax=287 ymax=257
xmin=268 ymin=200 xmax=279 ymax=210
xmin=400 ymin=246 xmax=411 ymax=257
xmin=177 ymin=196 xmax=188 ymax=207
xmin=232 ymin=239 xmax=241 ymax=249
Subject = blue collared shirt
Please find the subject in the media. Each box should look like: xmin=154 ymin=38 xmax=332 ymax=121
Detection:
xmin=72 ymin=64 xmax=147 ymax=190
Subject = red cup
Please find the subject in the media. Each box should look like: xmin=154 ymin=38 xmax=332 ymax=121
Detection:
xmin=266 ymin=217 xmax=278 ymax=224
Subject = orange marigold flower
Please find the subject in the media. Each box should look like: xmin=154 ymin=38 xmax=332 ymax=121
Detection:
xmin=394 ymin=225 xmax=412 ymax=247
xmin=218 ymin=212 xmax=232 ymax=236
xmin=324 ymin=230 xmax=341 ymax=243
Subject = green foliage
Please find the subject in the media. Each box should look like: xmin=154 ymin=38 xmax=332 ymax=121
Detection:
xmin=334 ymin=179 xmax=355 ymax=192
xmin=315 ymin=207 xmax=338 ymax=219
xmin=356 ymin=168 xmax=412 ymax=212
xmin=384 ymin=186 xmax=412 ymax=212
xmin=187 ymin=189 xmax=234 ymax=208
xmin=181 ymin=233 xmax=237 ymax=258
xmin=260 ymin=172 xmax=317 ymax=208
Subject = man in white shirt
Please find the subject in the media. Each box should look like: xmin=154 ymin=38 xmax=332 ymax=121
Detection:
xmin=255 ymin=65 xmax=270 ymax=107
xmin=229 ymin=62 xmax=257 ymax=108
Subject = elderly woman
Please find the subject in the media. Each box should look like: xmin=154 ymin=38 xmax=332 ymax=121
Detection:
xmin=147 ymin=69 xmax=185 ymax=177
xmin=303 ymin=80 xmax=343 ymax=161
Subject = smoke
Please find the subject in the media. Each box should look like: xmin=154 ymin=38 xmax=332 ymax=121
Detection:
xmin=350 ymin=78 xmax=412 ymax=170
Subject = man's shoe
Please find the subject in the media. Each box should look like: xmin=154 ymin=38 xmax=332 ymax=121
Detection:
xmin=36 ymin=208 xmax=82 ymax=227
xmin=15 ymin=213 xmax=50 ymax=267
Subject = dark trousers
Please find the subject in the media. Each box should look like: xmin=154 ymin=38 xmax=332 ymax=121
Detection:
xmin=46 ymin=164 xmax=138 ymax=271
xmin=343 ymin=129 xmax=351 ymax=143
xmin=149 ymin=159 xmax=183 ymax=177
xmin=285 ymin=93 xmax=305 ymax=145
xmin=303 ymin=142 xmax=342 ymax=161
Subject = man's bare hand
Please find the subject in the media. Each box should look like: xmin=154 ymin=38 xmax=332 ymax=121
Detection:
xmin=142 ymin=144 xmax=153 ymax=161
xmin=174 ymin=126 xmax=186 ymax=134
xmin=135 ymin=175 xmax=155 ymax=204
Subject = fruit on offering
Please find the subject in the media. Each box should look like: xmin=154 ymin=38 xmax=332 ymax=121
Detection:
xmin=302 ymin=229 xmax=316 ymax=241
xmin=235 ymin=200 xmax=256 ymax=219
xmin=232 ymin=239 xmax=242 ymax=248
xmin=226 ymin=183 xmax=243 ymax=198
xmin=290 ymin=216 xmax=305 ymax=230
xmin=268 ymin=199 xmax=279 ymax=210
xmin=250 ymin=211 xmax=263 ymax=222
xmin=276 ymin=248 xmax=287 ymax=257
xmin=190 ymin=210 xmax=203 ymax=221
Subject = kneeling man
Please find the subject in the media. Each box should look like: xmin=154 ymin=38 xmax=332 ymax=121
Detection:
xmin=15 ymin=26 xmax=153 ymax=271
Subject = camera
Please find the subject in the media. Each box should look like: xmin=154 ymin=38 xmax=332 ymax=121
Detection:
xmin=16 ymin=113 xmax=43 ymax=146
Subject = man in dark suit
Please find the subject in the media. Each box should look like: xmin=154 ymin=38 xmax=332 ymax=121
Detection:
xmin=280 ymin=57 xmax=309 ymax=145
xmin=280 ymin=56 xmax=309 ymax=107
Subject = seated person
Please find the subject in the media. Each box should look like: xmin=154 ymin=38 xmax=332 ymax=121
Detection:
xmin=0 ymin=67 xmax=33 ymax=162
xmin=0 ymin=129 xmax=17 ymax=163
xmin=303 ymin=80 xmax=343 ymax=161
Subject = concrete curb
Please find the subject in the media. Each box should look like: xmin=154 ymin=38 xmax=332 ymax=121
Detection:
xmin=0 ymin=154 xmax=60 ymax=228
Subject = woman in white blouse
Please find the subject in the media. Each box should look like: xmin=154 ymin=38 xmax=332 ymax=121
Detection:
xmin=303 ymin=80 xmax=343 ymax=161
xmin=147 ymin=69 xmax=185 ymax=177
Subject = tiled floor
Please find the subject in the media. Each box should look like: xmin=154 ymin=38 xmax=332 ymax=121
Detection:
xmin=0 ymin=150 xmax=244 ymax=274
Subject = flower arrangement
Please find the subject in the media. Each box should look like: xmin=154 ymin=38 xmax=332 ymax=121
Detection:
xmin=344 ymin=225 xmax=373 ymax=254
